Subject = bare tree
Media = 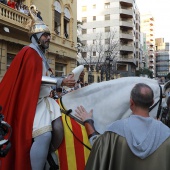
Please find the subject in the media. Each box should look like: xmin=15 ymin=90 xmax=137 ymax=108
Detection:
xmin=77 ymin=28 xmax=120 ymax=82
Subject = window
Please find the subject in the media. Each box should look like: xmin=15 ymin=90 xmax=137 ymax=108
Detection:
xmin=82 ymin=40 xmax=87 ymax=46
xmin=117 ymin=64 xmax=128 ymax=71
xmin=105 ymin=14 xmax=110 ymax=20
xmin=55 ymin=64 xmax=66 ymax=77
xmin=54 ymin=11 xmax=61 ymax=35
xmin=93 ymin=4 xmax=96 ymax=9
xmin=105 ymin=38 xmax=110 ymax=44
xmin=7 ymin=53 xmax=15 ymax=69
xmin=93 ymin=28 xmax=96 ymax=33
xmin=105 ymin=2 xmax=110 ymax=9
xmin=105 ymin=26 xmax=110 ymax=32
xmin=93 ymin=40 xmax=95 ymax=44
xmin=82 ymin=52 xmax=87 ymax=58
xmin=82 ymin=17 xmax=87 ymax=23
xmin=64 ymin=17 xmax=69 ymax=38
xmin=82 ymin=6 xmax=87 ymax=11
xmin=93 ymin=16 xmax=96 ymax=21
xmin=93 ymin=52 xmax=96 ymax=56
xmin=131 ymin=66 xmax=135 ymax=72
xmin=64 ymin=8 xmax=71 ymax=39
xmin=54 ymin=1 xmax=61 ymax=35
xmin=82 ymin=29 xmax=87 ymax=34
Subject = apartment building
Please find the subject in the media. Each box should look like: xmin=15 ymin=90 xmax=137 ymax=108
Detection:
xmin=140 ymin=32 xmax=147 ymax=68
xmin=77 ymin=0 xmax=140 ymax=82
xmin=140 ymin=13 xmax=155 ymax=77
xmin=0 ymin=0 xmax=77 ymax=80
xmin=155 ymin=38 xmax=170 ymax=80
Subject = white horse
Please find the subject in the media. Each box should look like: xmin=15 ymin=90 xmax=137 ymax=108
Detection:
xmin=43 ymin=76 xmax=170 ymax=170
xmin=61 ymin=77 xmax=164 ymax=134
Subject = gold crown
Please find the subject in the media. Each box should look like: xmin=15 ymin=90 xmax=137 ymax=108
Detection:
xmin=25 ymin=5 xmax=50 ymax=38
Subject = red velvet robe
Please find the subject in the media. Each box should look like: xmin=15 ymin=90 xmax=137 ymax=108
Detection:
xmin=0 ymin=46 xmax=42 ymax=170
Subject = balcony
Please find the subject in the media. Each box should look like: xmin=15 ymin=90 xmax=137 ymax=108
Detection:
xmin=149 ymin=58 xmax=154 ymax=62
xmin=0 ymin=3 xmax=29 ymax=30
xmin=149 ymin=52 xmax=154 ymax=56
xmin=0 ymin=3 xmax=30 ymax=43
xmin=149 ymin=63 xmax=154 ymax=67
xmin=120 ymin=32 xmax=133 ymax=40
xmin=120 ymin=20 xmax=133 ymax=28
xmin=120 ymin=45 xmax=134 ymax=52
xmin=118 ymin=55 xmax=136 ymax=64
xmin=120 ymin=9 xmax=133 ymax=18
xmin=120 ymin=0 xmax=133 ymax=7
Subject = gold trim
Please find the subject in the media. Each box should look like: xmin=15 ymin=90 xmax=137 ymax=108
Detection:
xmin=33 ymin=125 xmax=52 ymax=138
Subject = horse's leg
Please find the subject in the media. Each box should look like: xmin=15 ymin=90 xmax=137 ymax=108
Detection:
xmin=46 ymin=117 xmax=64 ymax=169
xmin=50 ymin=117 xmax=64 ymax=152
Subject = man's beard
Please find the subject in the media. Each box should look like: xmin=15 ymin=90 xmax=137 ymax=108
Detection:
xmin=40 ymin=41 xmax=50 ymax=50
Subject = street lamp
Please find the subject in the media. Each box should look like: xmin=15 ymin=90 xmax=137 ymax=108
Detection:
xmin=105 ymin=52 xmax=113 ymax=80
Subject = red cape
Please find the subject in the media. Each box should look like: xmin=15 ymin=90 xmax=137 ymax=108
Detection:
xmin=0 ymin=46 xmax=42 ymax=170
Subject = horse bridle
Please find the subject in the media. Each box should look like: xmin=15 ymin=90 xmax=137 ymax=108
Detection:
xmin=149 ymin=84 xmax=163 ymax=119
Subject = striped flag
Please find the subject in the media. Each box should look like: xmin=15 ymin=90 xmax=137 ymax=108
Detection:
xmin=56 ymin=99 xmax=91 ymax=170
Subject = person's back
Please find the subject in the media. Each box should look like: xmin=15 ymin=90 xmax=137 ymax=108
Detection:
xmin=86 ymin=132 xmax=170 ymax=170
xmin=7 ymin=0 xmax=15 ymax=9
xmin=86 ymin=131 xmax=170 ymax=170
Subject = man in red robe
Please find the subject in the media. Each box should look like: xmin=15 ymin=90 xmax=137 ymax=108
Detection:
xmin=0 ymin=5 xmax=76 ymax=170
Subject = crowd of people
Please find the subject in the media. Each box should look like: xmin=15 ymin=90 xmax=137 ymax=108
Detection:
xmin=49 ymin=79 xmax=89 ymax=100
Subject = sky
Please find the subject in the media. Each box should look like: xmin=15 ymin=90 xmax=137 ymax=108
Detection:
xmin=136 ymin=0 xmax=170 ymax=42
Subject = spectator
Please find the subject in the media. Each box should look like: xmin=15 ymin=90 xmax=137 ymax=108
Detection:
xmin=84 ymin=82 xmax=88 ymax=86
xmin=75 ymin=83 xmax=170 ymax=170
xmin=7 ymin=0 xmax=16 ymax=9
xmin=0 ymin=0 xmax=7 ymax=5
xmin=56 ymin=87 xmax=63 ymax=99
xmin=74 ymin=80 xmax=82 ymax=90
xmin=37 ymin=11 xmax=43 ymax=20
xmin=23 ymin=5 xmax=29 ymax=15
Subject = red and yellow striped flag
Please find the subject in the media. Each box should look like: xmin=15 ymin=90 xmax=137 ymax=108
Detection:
xmin=56 ymin=99 xmax=91 ymax=170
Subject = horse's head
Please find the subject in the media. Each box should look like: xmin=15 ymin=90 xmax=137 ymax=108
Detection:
xmin=163 ymin=81 xmax=170 ymax=108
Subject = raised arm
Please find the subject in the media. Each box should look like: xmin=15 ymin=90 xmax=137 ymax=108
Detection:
xmin=75 ymin=105 xmax=99 ymax=145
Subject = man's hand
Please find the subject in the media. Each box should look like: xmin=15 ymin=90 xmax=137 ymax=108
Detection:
xmin=75 ymin=105 xmax=93 ymax=122
xmin=62 ymin=74 xmax=76 ymax=87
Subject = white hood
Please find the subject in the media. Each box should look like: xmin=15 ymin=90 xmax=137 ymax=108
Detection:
xmin=107 ymin=115 xmax=170 ymax=159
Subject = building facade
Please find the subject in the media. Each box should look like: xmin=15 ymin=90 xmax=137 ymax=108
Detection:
xmin=155 ymin=38 xmax=170 ymax=81
xmin=140 ymin=13 xmax=155 ymax=77
xmin=0 ymin=0 xmax=77 ymax=80
xmin=77 ymin=0 xmax=140 ymax=82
